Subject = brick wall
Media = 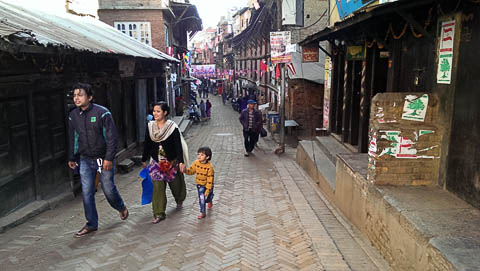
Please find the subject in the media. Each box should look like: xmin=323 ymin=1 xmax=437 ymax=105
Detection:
xmin=368 ymin=93 xmax=443 ymax=186
xmin=286 ymin=79 xmax=323 ymax=136
xmin=98 ymin=9 xmax=167 ymax=52
xmin=98 ymin=0 xmax=165 ymax=9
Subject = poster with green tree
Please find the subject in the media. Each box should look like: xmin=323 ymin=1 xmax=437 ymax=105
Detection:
xmin=402 ymin=94 xmax=428 ymax=121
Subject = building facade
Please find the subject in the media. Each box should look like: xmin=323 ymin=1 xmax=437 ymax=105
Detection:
xmin=0 ymin=1 xmax=178 ymax=218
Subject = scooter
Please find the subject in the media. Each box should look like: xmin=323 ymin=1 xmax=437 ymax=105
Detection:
xmin=231 ymin=98 xmax=240 ymax=112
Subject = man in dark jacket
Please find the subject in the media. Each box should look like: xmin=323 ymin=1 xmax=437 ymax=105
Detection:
xmin=239 ymin=99 xmax=262 ymax=157
xmin=68 ymin=83 xmax=128 ymax=237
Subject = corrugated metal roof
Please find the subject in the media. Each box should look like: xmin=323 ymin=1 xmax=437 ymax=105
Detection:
xmin=0 ymin=1 xmax=179 ymax=62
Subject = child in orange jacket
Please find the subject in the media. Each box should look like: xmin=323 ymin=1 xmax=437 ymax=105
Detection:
xmin=184 ymin=147 xmax=214 ymax=219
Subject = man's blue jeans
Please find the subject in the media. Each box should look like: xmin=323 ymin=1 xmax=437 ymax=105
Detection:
xmin=79 ymin=157 xmax=126 ymax=229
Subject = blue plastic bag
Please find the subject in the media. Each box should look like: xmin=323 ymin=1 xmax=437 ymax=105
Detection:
xmin=139 ymin=167 xmax=153 ymax=205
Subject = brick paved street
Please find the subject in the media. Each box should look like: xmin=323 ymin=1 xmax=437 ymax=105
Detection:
xmin=0 ymin=96 xmax=390 ymax=271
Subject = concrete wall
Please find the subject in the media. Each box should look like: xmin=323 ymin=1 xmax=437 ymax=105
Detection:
xmin=289 ymin=0 xmax=328 ymax=44
xmin=368 ymin=93 xmax=443 ymax=186
xmin=335 ymin=159 xmax=455 ymax=271
xmin=98 ymin=9 xmax=167 ymax=52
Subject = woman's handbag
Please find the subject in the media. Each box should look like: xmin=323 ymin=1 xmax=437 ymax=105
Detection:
xmin=260 ymin=127 xmax=268 ymax=137
xmin=148 ymin=159 xmax=178 ymax=182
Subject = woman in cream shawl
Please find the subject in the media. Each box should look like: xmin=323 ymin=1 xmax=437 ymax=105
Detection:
xmin=142 ymin=102 xmax=189 ymax=224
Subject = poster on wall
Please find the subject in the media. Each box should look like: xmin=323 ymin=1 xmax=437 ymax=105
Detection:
xmin=323 ymin=57 xmax=331 ymax=129
xmin=270 ymin=31 xmax=292 ymax=64
xmin=437 ymin=20 xmax=455 ymax=84
xmin=402 ymin=94 xmax=428 ymax=122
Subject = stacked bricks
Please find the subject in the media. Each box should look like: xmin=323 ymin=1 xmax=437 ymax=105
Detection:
xmin=368 ymin=93 xmax=443 ymax=186
xmin=286 ymin=79 xmax=324 ymax=136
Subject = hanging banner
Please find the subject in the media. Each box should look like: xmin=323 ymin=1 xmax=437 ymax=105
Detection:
xmin=437 ymin=20 xmax=455 ymax=84
xmin=302 ymin=46 xmax=319 ymax=63
xmin=270 ymin=31 xmax=292 ymax=64
xmin=323 ymin=57 xmax=332 ymax=129
xmin=190 ymin=64 xmax=216 ymax=77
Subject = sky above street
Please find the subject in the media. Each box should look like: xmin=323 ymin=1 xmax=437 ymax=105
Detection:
xmin=187 ymin=0 xmax=248 ymax=27
xmin=8 ymin=0 xmax=248 ymax=28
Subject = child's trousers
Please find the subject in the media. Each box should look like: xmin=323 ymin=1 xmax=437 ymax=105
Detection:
xmin=196 ymin=184 xmax=214 ymax=213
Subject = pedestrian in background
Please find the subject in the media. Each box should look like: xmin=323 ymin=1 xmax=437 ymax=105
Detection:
xmin=142 ymin=102 xmax=188 ymax=224
xmin=200 ymin=100 xmax=206 ymax=119
xmin=206 ymin=99 xmax=212 ymax=118
xmin=183 ymin=147 xmax=214 ymax=219
xmin=221 ymin=89 xmax=227 ymax=105
xmin=239 ymin=99 xmax=263 ymax=157
xmin=68 ymin=83 xmax=128 ymax=237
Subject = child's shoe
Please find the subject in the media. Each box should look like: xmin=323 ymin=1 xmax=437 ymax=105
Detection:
xmin=207 ymin=202 xmax=213 ymax=209
xmin=197 ymin=213 xmax=206 ymax=219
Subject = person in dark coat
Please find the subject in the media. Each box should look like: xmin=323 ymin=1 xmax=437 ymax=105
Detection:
xmin=68 ymin=83 xmax=128 ymax=237
xmin=206 ymin=99 xmax=212 ymax=118
xmin=239 ymin=99 xmax=263 ymax=156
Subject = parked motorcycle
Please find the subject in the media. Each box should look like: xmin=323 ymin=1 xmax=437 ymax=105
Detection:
xmin=231 ymin=98 xmax=240 ymax=112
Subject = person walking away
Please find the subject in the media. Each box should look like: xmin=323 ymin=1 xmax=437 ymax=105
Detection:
xmin=183 ymin=147 xmax=214 ymax=219
xmin=239 ymin=99 xmax=262 ymax=157
xmin=206 ymin=99 xmax=212 ymax=118
xmin=142 ymin=102 xmax=188 ymax=223
xmin=221 ymin=89 xmax=227 ymax=105
xmin=68 ymin=83 xmax=128 ymax=237
xmin=200 ymin=100 xmax=206 ymax=119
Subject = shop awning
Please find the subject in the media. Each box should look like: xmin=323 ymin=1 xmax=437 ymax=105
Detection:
xmin=299 ymin=0 xmax=436 ymax=46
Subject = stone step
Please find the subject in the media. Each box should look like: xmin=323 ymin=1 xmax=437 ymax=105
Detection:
xmin=315 ymin=136 xmax=352 ymax=165
xmin=117 ymin=159 xmax=134 ymax=174
xmin=297 ymin=140 xmax=337 ymax=191
xmin=179 ymin=119 xmax=191 ymax=134
xmin=130 ymin=155 xmax=143 ymax=166
xmin=172 ymin=116 xmax=183 ymax=127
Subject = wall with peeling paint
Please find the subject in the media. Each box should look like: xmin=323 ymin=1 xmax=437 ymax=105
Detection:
xmin=368 ymin=93 xmax=443 ymax=186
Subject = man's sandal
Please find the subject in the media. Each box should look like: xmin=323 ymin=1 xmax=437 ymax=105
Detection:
xmin=74 ymin=226 xmax=97 ymax=238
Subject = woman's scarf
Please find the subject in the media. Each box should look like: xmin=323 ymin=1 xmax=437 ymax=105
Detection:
xmin=148 ymin=120 xmax=189 ymax=165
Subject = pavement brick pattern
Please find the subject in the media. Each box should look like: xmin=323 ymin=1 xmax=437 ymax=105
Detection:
xmin=0 ymin=96 xmax=389 ymax=271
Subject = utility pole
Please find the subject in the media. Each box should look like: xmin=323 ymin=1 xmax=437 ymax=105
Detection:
xmin=275 ymin=63 xmax=286 ymax=154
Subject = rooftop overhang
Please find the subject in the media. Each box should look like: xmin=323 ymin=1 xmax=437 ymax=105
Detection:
xmin=299 ymin=0 xmax=437 ymax=47
xmin=0 ymin=2 xmax=179 ymax=62
xmin=232 ymin=0 xmax=275 ymax=47
xmin=170 ymin=2 xmax=203 ymax=37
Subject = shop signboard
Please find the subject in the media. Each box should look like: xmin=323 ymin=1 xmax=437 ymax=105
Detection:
xmin=302 ymin=46 xmax=319 ymax=63
xmin=270 ymin=31 xmax=292 ymax=64
xmin=337 ymin=0 xmax=375 ymax=19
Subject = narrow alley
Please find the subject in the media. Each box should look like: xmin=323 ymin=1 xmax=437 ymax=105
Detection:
xmin=0 ymin=96 xmax=389 ymax=271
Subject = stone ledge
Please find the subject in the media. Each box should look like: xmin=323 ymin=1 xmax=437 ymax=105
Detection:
xmin=0 ymin=192 xmax=74 ymax=234
xmin=296 ymin=141 xmax=480 ymax=270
